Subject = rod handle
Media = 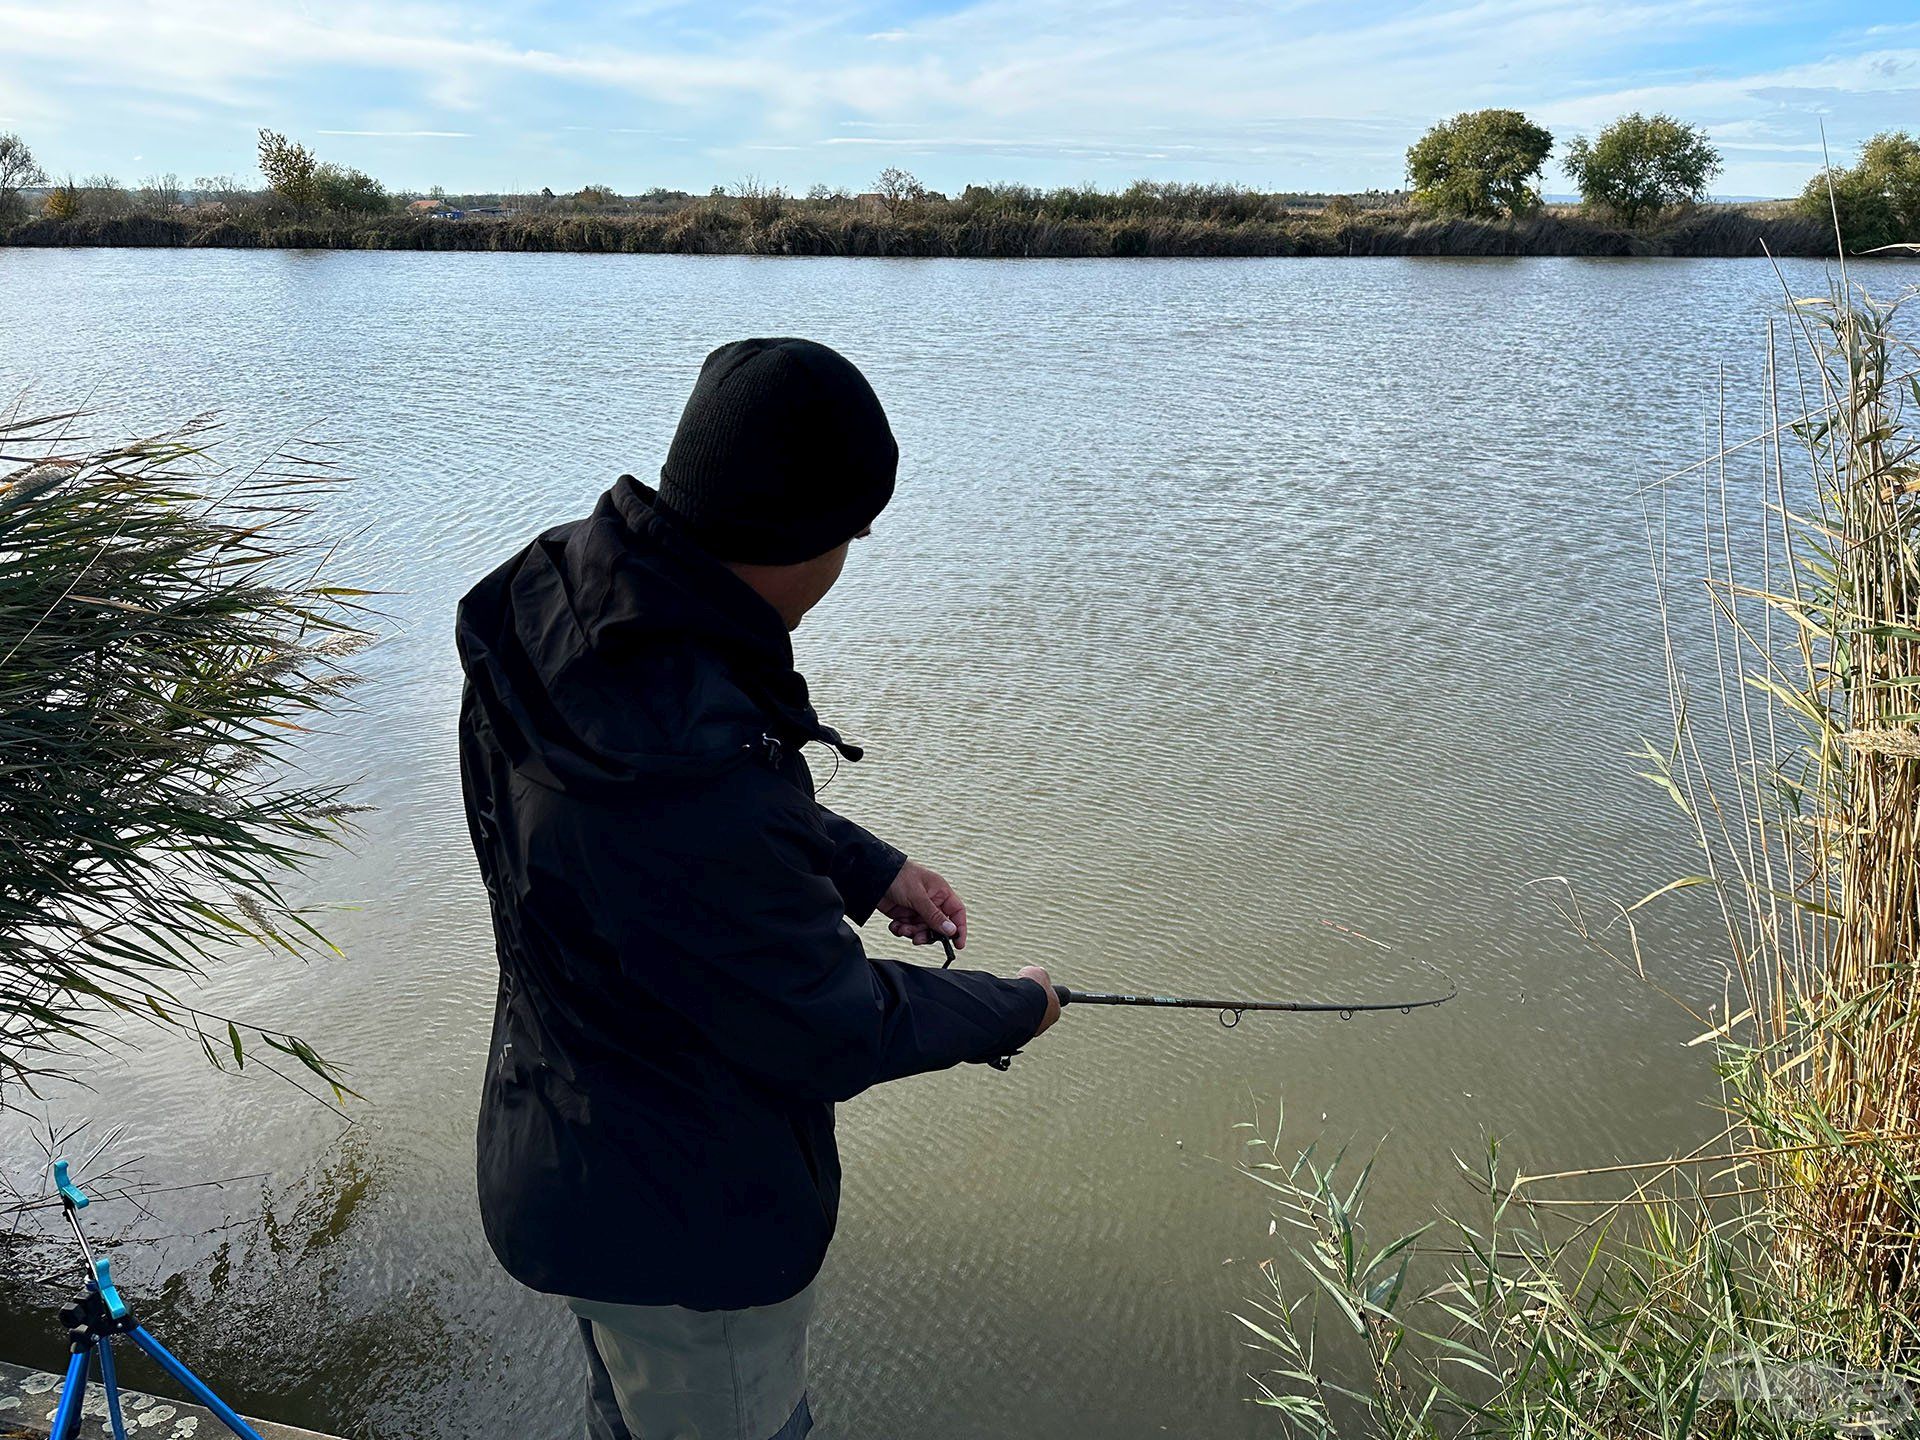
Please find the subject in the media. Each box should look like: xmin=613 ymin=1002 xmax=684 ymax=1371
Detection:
xmin=1055 ymin=986 xmax=1074 ymax=1006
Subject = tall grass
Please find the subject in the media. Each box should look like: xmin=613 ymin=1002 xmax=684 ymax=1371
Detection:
xmin=0 ymin=408 xmax=369 ymax=1107
xmin=1622 ymin=277 xmax=1920 ymax=1348
xmin=1696 ymin=283 xmax=1919 ymax=1340
xmin=1237 ymin=287 xmax=1920 ymax=1434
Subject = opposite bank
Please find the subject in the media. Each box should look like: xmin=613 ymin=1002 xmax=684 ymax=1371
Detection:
xmin=0 ymin=206 xmax=1848 ymax=259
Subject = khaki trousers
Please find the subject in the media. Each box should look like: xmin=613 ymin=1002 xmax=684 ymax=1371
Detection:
xmin=571 ymin=1282 xmax=815 ymax=1440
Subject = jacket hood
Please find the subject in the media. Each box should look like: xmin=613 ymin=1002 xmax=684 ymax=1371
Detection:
xmin=455 ymin=475 xmax=862 ymax=793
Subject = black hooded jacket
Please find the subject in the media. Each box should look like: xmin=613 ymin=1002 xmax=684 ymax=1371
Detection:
xmin=455 ymin=476 xmax=1046 ymax=1309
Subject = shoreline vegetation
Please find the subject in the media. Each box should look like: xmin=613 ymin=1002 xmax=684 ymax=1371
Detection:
xmin=0 ymin=200 xmax=1848 ymax=260
xmin=0 ymin=411 xmax=367 ymax=1108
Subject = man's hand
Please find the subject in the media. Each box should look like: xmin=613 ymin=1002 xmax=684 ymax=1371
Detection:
xmin=879 ymin=860 xmax=967 ymax=948
xmin=1019 ymin=965 xmax=1062 ymax=1036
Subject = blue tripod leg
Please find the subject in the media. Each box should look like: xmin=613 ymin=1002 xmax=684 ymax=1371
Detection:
xmin=49 ymin=1347 xmax=91 ymax=1440
xmin=126 ymin=1327 xmax=267 ymax=1440
xmin=97 ymin=1332 xmax=130 ymax=1440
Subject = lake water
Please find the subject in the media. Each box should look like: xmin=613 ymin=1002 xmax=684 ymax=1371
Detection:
xmin=3 ymin=248 xmax=1917 ymax=1440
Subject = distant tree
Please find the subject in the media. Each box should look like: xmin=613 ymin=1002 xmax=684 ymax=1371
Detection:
xmin=429 ymin=184 xmax=447 ymax=200
xmin=193 ymin=174 xmax=253 ymax=207
xmin=804 ymin=183 xmax=847 ymax=203
xmin=311 ymin=163 xmax=390 ymax=215
xmin=1405 ymin=110 xmax=1554 ymax=219
xmin=257 ymin=129 xmax=320 ymax=208
xmin=137 ymin=173 xmax=183 ymax=212
xmin=0 ymin=132 xmax=46 ymax=223
xmin=42 ymin=177 xmax=81 ymax=221
xmin=79 ymin=174 xmax=134 ymax=219
xmin=1798 ymin=131 xmax=1920 ymax=251
xmin=874 ymin=166 xmax=926 ymax=215
xmin=576 ymin=183 xmax=619 ymax=208
xmin=1563 ymin=113 xmax=1721 ymax=227
xmin=257 ymin=131 xmax=390 ymax=216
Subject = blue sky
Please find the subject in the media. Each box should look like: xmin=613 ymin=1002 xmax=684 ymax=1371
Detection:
xmin=0 ymin=1 xmax=1912 ymax=198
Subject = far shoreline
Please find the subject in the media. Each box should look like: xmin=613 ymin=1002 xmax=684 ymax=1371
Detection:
xmin=0 ymin=205 xmax=1852 ymax=261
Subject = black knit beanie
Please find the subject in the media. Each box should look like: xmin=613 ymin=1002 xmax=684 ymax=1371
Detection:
xmin=655 ymin=337 xmax=898 ymax=565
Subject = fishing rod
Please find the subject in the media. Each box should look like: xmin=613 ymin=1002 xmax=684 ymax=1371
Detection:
xmin=933 ymin=938 xmax=1457 ymax=1027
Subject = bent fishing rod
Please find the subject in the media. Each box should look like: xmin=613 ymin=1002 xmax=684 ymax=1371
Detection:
xmin=933 ymin=938 xmax=1457 ymax=1027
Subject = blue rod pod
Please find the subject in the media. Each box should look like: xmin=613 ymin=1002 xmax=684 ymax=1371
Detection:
xmin=97 ymin=1334 xmax=129 ymax=1440
xmin=52 ymin=1158 xmax=88 ymax=1209
xmin=128 ymin=1327 xmax=267 ymax=1440
xmin=49 ymin=1349 xmax=91 ymax=1440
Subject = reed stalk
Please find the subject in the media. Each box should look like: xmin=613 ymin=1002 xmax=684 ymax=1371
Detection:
xmin=0 ymin=406 xmax=370 ymax=1107
xmin=1654 ymin=283 xmax=1920 ymax=1346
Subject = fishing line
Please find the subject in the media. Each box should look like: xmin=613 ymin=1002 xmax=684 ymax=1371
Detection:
xmin=809 ymin=739 xmax=841 ymax=795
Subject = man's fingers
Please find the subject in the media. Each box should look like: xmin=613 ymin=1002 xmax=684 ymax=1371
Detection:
xmin=881 ymin=863 xmax=966 ymax=948
xmin=921 ymin=878 xmax=965 ymax=947
xmin=938 ymin=888 xmax=968 ymax=949
xmin=910 ymin=882 xmax=959 ymax=940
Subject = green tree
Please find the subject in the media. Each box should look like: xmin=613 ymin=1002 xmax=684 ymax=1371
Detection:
xmin=1798 ymin=131 xmax=1920 ymax=251
xmin=1563 ymin=113 xmax=1721 ymax=227
xmin=0 ymin=131 xmax=46 ymax=223
xmin=257 ymin=128 xmax=319 ymax=208
xmin=311 ymin=162 xmax=390 ymax=215
xmin=1405 ymin=110 xmax=1554 ymax=219
xmin=257 ymin=131 xmax=389 ymax=216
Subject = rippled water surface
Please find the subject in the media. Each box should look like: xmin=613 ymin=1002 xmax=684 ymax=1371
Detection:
xmin=4 ymin=249 xmax=1918 ymax=1439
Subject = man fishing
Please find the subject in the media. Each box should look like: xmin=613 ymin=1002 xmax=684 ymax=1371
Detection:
xmin=455 ymin=336 xmax=1062 ymax=1440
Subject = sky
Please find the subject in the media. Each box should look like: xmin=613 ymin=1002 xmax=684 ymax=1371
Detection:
xmin=0 ymin=1 xmax=1913 ymax=200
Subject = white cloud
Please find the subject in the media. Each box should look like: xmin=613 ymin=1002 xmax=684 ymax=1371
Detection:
xmin=0 ymin=0 xmax=1901 ymax=193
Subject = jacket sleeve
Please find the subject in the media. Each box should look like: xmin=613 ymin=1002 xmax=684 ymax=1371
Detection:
xmin=558 ymin=766 xmax=1046 ymax=1103
xmin=816 ymin=805 xmax=904 ymax=923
